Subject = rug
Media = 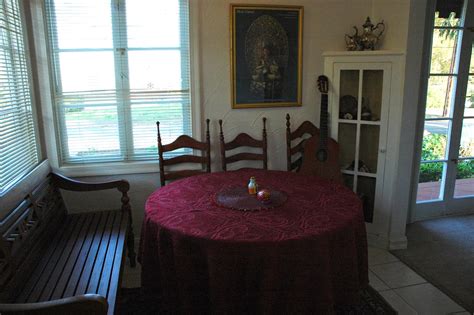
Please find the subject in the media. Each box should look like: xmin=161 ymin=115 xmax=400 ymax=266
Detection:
xmin=118 ymin=286 xmax=396 ymax=314
xmin=391 ymin=214 xmax=474 ymax=312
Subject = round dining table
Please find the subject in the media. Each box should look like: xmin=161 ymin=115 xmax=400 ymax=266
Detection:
xmin=139 ymin=169 xmax=368 ymax=314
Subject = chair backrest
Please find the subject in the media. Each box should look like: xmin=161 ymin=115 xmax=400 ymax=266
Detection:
xmin=219 ymin=117 xmax=268 ymax=171
xmin=286 ymin=113 xmax=320 ymax=172
xmin=157 ymin=119 xmax=211 ymax=186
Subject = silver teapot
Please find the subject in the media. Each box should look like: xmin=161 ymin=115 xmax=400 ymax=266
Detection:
xmin=345 ymin=17 xmax=385 ymax=51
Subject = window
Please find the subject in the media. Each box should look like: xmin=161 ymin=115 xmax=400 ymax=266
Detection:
xmin=45 ymin=0 xmax=192 ymax=165
xmin=0 ymin=0 xmax=39 ymax=194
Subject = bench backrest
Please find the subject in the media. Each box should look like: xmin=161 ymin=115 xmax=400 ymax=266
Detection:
xmin=0 ymin=172 xmax=66 ymax=302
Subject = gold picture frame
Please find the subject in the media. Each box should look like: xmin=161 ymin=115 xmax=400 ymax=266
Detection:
xmin=230 ymin=4 xmax=303 ymax=109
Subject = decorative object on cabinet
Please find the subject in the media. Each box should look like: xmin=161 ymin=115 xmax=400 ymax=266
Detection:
xmin=345 ymin=26 xmax=364 ymax=51
xmin=345 ymin=159 xmax=372 ymax=173
xmin=361 ymin=105 xmax=373 ymax=120
xmin=339 ymin=95 xmax=358 ymax=119
xmin=230 ymin=4 xmax=303 ymax=108
xmin=345 ymin=17 xmax=385 ymax=51
xmin=324 ymin=51 xmax=405 ymax=246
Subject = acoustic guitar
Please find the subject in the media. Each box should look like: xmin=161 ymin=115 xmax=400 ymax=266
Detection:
xmin=299 ymin=75 xmax=343 ymax=183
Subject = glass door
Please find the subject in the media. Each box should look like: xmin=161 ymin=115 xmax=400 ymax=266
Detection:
xmin=415 ymin=0 xmax=474 ymax=220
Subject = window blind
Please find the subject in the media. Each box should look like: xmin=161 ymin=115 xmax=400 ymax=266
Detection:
xmin=45 ymin=0 xmax=192 ymax=164
xmin=0 ymin=0 xmax=39 ymax=193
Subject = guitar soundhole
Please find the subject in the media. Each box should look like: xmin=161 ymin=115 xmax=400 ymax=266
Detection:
xmin=317 ymin=149 xmax=327 ymax=162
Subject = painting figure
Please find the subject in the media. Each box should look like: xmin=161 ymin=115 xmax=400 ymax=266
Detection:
xmin=245 ymin=14 xmax=289 ymax=101
xmin=250 ymin=42 xmax=282 ymax=99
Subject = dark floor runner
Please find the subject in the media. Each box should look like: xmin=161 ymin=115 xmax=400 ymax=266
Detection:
xmin=391 ymin=214 xmax=474 ymax=312
xmin=118 ymin=286 xmax=396 ymax=314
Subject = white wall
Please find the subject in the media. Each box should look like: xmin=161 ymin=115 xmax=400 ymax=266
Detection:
xmin=27 ymin=0 xmax=412 ymax=240
xmin=200 ymin=0 xmax=386 ymax=172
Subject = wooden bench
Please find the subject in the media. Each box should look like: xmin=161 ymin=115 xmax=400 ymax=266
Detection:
xmin=0 ymin=170 xmax=136 ymax=315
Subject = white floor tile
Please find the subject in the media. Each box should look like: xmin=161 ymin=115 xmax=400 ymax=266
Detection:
xmin=379 ymin=290 xmax=418 ymax=315
xmin=368 ymin=246 xmax=399 ymax=266
xmin=394 ymin=283 xmax=466 ymax=315
xmin=369 ymin=270 xmax=390 ymax=291
xmin=370 ymin=261 xmax=426 ymax=289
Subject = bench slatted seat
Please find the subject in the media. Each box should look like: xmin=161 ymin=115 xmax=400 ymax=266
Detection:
xmin=0 ymin=171 xmax=136 ymax=315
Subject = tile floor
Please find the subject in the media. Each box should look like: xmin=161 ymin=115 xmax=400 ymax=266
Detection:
xmin=122 ymin=246 xmax=471 ymax=315
xmin=368 ymin=246 xmax=469 ymax=315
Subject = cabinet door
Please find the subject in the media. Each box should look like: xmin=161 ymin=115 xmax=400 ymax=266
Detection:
xmin=332 ymin=63 xmax=391 ymax=223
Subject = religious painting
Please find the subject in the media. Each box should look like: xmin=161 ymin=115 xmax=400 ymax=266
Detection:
xmin=230 ymin=5 xmax=303 ymax=108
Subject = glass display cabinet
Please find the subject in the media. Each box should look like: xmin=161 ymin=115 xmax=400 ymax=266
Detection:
xmin=324 ymin=51 xmax=404 ymax=247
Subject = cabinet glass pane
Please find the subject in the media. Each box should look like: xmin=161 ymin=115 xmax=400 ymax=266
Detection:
xmin=343 ymin=174 xmax=354 ymax=190
xmin=361 ymin=70 xmax=383 ymax=121
xmin=339 ymin=70 xmax=359 ymax=120
xmin=357 ymin=176 xmax=376 ymax=222
xmin=359 ymin=125 xmax=380 ymax=173
xmin=338 ymin=123 xmax=356 ymax=169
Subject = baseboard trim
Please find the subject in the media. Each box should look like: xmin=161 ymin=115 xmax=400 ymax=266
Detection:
xmin=389 ymin=236 xmax=408 ymax=250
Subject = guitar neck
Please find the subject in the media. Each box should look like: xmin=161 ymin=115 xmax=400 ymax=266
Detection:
xmin=320 ymin=93 xmax=328 ymax=149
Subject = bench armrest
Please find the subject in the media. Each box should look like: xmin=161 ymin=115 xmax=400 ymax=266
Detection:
xmin=50 ymin=172 xmax=137 ymax=266
xmin=51 ymin=173 xmax=129 ymax=193
xmin=0 ymin=294 xmax=108 ymax=314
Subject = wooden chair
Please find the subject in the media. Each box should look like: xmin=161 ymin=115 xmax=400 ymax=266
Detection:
xmin=286 ymin=113 xmax=320 ymax=172
xmin=157 ymin=119 xmax=211 ymax=186
xmin=219 ymin=117 xmax=268 ymax=171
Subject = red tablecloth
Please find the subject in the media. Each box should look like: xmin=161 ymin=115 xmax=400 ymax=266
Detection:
xmin=139 ymin=170 xmax=368 ymax=314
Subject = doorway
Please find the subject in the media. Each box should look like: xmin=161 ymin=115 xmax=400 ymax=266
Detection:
xmin=414 ymin=0 xmax=474 ymax=221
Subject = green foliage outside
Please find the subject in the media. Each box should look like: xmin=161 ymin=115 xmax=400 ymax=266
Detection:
xmin=420 ymin=133 xmax=474 ymax=182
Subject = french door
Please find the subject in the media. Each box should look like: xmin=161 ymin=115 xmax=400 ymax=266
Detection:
xmin=414 ymin=0 xmax=474 ymax=220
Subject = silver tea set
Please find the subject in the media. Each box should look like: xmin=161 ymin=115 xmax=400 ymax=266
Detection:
xmin=345 ymin=17 xmax=385 ymax=51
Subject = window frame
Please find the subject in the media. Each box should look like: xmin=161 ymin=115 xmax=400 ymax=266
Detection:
xmin=42 ymin=0 xmax=201 ymax=176
xmin=0 ymin=0 xmax=42 ymax=196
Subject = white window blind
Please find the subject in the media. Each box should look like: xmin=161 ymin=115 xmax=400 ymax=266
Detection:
xmin=0 ymin=0 xmax=39 ymax=194
xmin=45 ymin=0 xmax=192 ymax=164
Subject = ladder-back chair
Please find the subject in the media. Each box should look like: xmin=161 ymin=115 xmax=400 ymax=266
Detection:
xmin=157 ymin=119 xmax=211 ymax=186
xmin=219 ymin=117 xmax=268 ymax=171
xmin=286 ymin=113 xmax=320 ymax=172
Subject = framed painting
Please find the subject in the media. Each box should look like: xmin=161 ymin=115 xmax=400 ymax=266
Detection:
xmin=230 ymin=4 xmax=303 ymax=108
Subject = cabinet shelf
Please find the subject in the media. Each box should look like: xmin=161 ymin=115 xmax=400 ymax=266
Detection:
xmin=337 ymin=119 xmax=381 ymax=125
xmin=341 ymin=170 xmax=377 ymax=178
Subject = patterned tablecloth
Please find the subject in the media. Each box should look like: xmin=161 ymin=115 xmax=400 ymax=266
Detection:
xmin=139 ymin=169 xmax=368 ymax=314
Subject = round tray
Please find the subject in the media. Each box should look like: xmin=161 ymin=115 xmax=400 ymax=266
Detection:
xmin=214 ymin=186 xmax=287 ymax=211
